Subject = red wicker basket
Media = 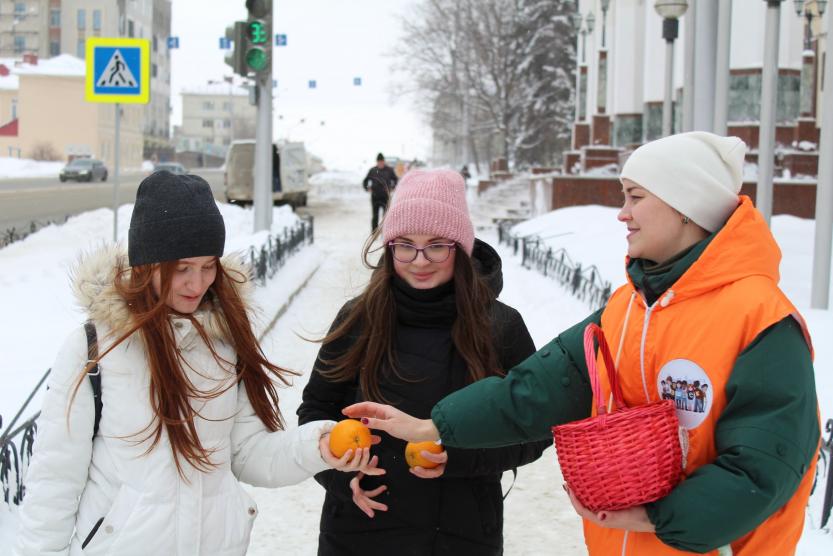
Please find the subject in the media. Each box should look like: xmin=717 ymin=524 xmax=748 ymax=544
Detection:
xmin=552 ymin=323 xmax=683 ymax=512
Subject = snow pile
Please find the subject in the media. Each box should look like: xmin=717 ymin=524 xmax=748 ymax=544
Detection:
xmin=309 ymin=170 xmax=364 ymax=199
xmin=0 ymin=157 xmax=64 ymax=179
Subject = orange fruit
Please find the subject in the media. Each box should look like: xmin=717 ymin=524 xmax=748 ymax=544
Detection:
xmin=329 ymin=419 xmax=372 ymax=458
xmin=405 ymin=441 xmax=445 ymax=469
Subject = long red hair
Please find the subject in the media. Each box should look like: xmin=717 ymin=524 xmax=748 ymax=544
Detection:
xmin=71 ymin=257 xmax=295 ymax=476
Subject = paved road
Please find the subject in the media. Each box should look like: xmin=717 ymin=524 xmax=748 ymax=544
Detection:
xmin=0 ymin=168 xmax=226 ymax=232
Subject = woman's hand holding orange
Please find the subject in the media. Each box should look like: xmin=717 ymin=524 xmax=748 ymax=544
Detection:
xmin=318 ymin=433 xmax=385 ymax=476
xmin=408 ymin=448 xmax=447 ymax=479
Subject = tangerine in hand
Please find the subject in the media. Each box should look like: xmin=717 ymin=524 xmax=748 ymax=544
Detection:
xmin=405 ymin=441 xmax=444 ymax=469
xmin=329 ymin=419 xmax=372 ymax=458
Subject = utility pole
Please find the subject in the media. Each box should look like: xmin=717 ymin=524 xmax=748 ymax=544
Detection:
xmin=245 ymin=0 xmax=273 ymax=232
xmin=810 ymin=5 xmax=833 ymax=308
xmin=757 ymin=0 xmax=784 ymax=226
xmin=713 ymin=0 xmax=732 ymax=135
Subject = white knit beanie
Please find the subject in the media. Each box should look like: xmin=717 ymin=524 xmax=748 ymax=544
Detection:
xmin=619 ymin=131 xmax=746 ymax=232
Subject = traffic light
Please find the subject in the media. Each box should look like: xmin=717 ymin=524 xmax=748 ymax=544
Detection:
xmin=223 ymin=21 xmax=246 ymax=77
xmin=245 ymin=0 xmax=272 ymax=77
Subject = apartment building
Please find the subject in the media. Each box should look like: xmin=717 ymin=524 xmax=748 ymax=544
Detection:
xmin=176 ymin=83 xmax=257 ymax=159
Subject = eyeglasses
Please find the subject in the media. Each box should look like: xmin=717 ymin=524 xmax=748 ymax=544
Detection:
xmin=388 ymin=242 xmax=456 ymax=263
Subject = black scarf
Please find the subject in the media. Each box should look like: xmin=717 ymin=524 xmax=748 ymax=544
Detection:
xmin=391 ymin=276 xmax=457 ymax=328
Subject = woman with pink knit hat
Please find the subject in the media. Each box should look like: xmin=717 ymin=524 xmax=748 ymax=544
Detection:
xmin=297 ymin=169 xmax=549 ymax=555
xmin=345 ymin=133 xmax=820 ymax=556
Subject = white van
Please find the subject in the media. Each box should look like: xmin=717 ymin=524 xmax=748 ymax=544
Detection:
xmin=223 ymin=140 xmax=309 ymax=208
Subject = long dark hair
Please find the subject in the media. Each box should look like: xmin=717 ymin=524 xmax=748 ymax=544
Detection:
xmin=318 ymin=229 xmax=502 ymax=402
xmin=70 ymin=257 xmax=297 ymax=476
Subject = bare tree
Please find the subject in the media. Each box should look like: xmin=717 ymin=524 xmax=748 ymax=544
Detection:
xmin=397 ymin=0 xmax=575 ymax=168
xmin=29 ymin=142 xmax=62 ymax=161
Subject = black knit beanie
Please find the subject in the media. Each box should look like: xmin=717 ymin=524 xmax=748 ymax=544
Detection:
xmin=128 ymin=171 xmax=225 ymax=267
xmin=377 ymin=152 xmax=384 ymax=162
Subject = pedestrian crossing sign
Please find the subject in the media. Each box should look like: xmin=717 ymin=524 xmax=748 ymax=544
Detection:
xmin=85 ymin=37 xmax=150 ymax=104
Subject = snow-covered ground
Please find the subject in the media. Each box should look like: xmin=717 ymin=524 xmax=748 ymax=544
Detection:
xmin=1 ymin=172 xmax=831 ymax=554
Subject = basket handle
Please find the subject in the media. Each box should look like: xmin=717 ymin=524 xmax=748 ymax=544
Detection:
xmin=583 ymin=323 xmax=626 ymax=415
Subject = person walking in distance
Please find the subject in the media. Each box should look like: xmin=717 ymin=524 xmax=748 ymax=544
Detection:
xmin=362 ymin=153 xmax=398 ymax=231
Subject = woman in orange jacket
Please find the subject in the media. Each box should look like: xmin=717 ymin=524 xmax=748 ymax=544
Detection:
xmin=343 ymin=132 xmax=820 ymax=555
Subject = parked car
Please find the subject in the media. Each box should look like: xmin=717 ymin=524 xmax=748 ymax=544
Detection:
xmin=153 ymin=162 xmax=188 ymax=175
xmin=59 ymin=158 xmax=108 ymax=182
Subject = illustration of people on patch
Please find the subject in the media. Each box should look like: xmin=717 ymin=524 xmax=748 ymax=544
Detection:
xmin=660 ymin=380 xmax=671 ymax=400
xmin=674 ymin=380 xmax=685 ymax=409
xmin=666 ymin=375 xmax=709 ymax=414
xmin=696 ymin=383 xmax=708 ymax=413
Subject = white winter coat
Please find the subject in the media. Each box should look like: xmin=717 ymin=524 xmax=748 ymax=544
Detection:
xmin=13 ymin=246 xmax=334 ymax=556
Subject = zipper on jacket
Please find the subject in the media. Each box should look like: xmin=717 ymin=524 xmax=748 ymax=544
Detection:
xmin=639 ymin=304 xmax=654 ymax=403
xmin=81 ymin=517 xmax=105 ymax=549
xmin=609 ymin=292 xmax=637 ymax=412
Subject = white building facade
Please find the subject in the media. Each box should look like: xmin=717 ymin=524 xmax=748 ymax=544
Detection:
xmin=176 ymin=83 xmax=257 ymax=159
xmin=574 ymin=0 xmax=826 ymax=148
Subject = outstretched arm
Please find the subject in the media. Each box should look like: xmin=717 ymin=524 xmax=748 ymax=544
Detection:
xmin=344 ymin=310 xmax=599 ymax=447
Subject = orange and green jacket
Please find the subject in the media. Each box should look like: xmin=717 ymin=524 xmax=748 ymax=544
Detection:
xmin=432 ymin=197 xmax=819 ymax=554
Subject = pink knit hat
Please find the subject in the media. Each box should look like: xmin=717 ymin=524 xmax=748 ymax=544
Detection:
xmin=382 ymin=169 xmax=475 ymax=255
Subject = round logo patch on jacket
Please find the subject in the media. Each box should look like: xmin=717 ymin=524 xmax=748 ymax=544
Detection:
xmin=656 ymin=359 xmax=712 ymax=429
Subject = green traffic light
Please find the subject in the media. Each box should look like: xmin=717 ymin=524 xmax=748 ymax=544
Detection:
xmin=246 ymin=47 xmax=268 ymax=71
xmin=247 ymin=20 xmax=267 ymax=44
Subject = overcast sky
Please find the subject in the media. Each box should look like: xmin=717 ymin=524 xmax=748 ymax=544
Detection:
xmin=170 ymin=0 xmax=429 ymax=171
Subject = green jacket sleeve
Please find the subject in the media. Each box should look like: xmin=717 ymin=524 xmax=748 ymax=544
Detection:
xmin=646 ymin=316 xmax=820 ymax=553
xmin=431 ymin=310 xmax=601 ymax=449
xmin=443 ymin=306 xmax=551 ymax=477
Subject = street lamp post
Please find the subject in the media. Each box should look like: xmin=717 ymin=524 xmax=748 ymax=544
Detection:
xmin=794 ymin=0 xmax=828 ymax=49
xmin=793 ymin=0 xmax=827 ymax=118
xmin=600 ymin=0 xmax=610 ymax=48
xmin=597 ymin=0 xmax=611 ymax=115
xmin=584 ymin=11 xmax=595 ymax=122
xmin=757 ymin=0 xmax=785 ymax=226
xmin=654 ymin=0 xmax=689 ymax=137
xmin=569 ymin=11 xmax=583 ymax=123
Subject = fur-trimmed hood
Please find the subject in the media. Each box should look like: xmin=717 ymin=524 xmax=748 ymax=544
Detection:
xmin=70 ymin=244 xmax=253 ymax=343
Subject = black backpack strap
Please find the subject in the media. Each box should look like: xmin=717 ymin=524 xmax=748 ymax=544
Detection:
xmin=83 ymin=321 xmax=102 ymax=438
xmin=502 ymin=468 xmax=517 ymax=500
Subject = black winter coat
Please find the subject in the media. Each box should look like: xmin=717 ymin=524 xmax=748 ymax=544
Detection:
xmin=297 ymin=240 xmax=549 ymax=556
xmin=362 ymin=165 xmax=398 ymax=200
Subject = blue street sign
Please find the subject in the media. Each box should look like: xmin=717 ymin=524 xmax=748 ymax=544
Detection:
xmin=90 ymin=44 xmax=144 ymax=100
xmin=86 ymin=38 xmax=149 ymax=104
xmin=353 ymin=77 xmax=362 ymax=86
xmin=275 ymin=34 xmax=287 ymax=46
xmin=167 ymin=36 xmax=179 ymax=49
xmin=308 ymin=80 xmax=317 ymax=89
xmin=219 ymin=37 xmax=232 ymax=50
